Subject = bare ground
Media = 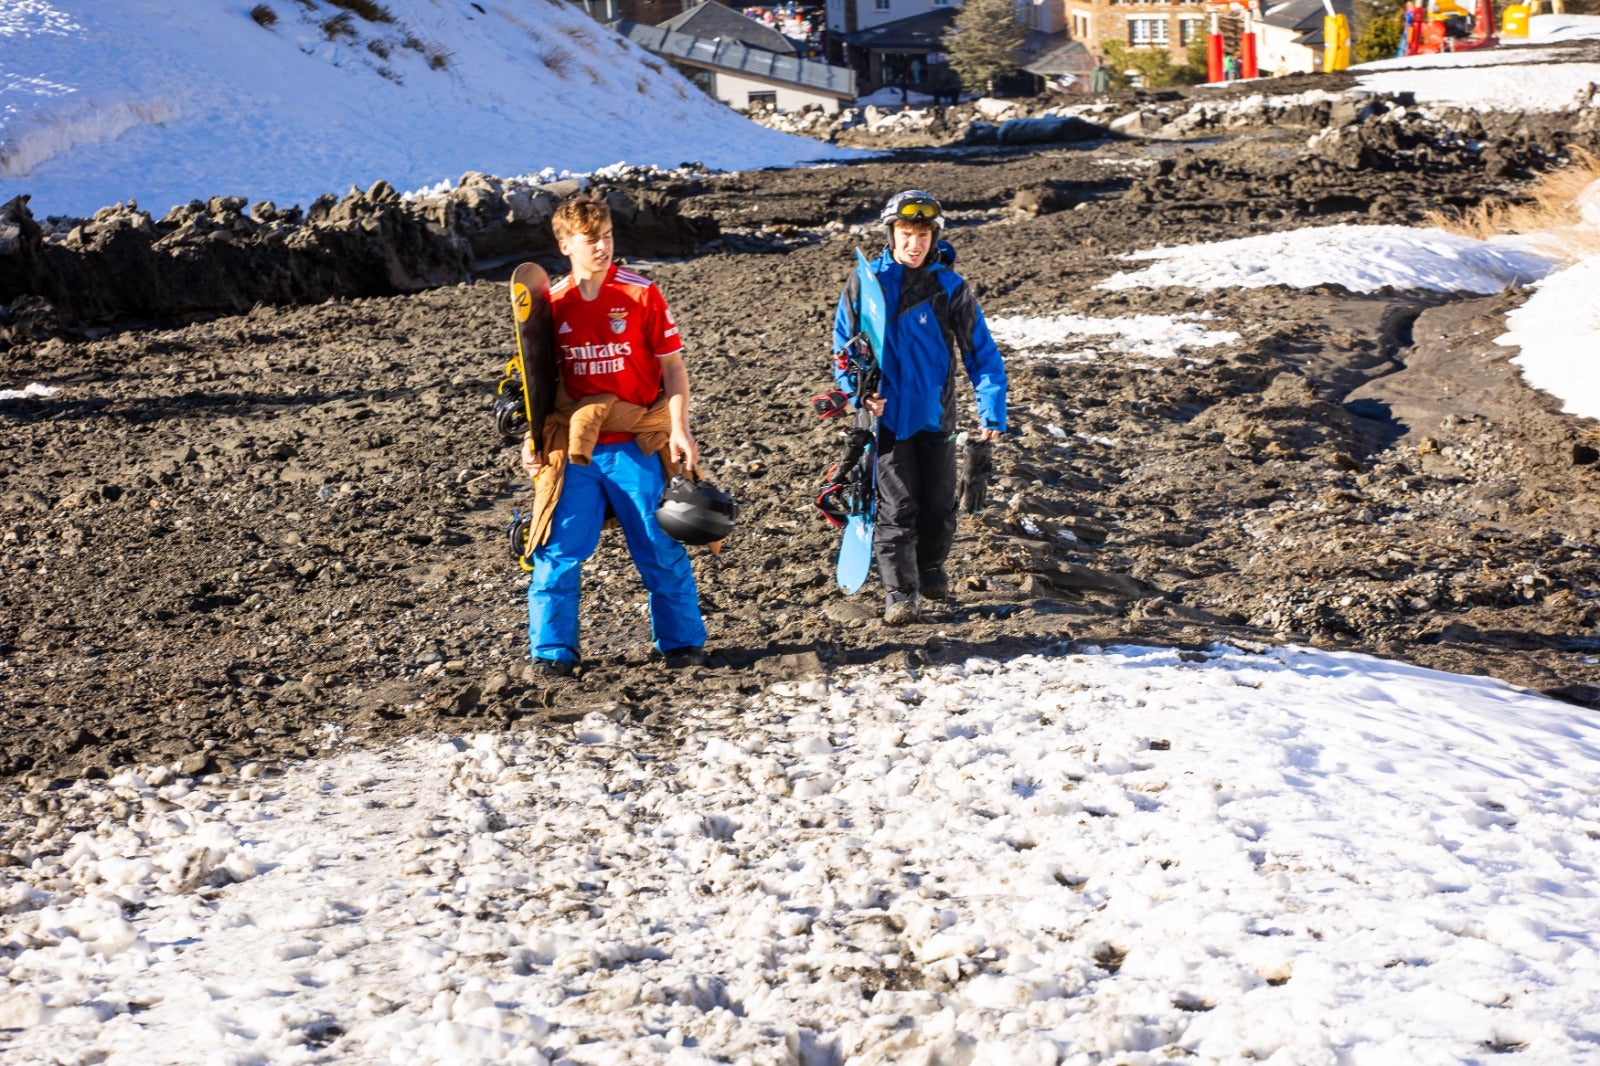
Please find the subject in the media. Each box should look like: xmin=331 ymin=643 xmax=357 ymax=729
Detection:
xmin=3 ymin=98 xmax=1599 ymax=790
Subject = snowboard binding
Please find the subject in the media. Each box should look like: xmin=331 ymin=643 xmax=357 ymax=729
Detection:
xmin=815 ymin=333 xmax=881 ymax=529
xmin=815 ymin=428 xmax=874 ymax=528
xmin=811 ymin=389 xmax=850 ymax=420
xmin=507 ymin=508 xmax=534 ymax=572
xmin=494 ymin=367 xmax=529 ymax=439
xmin=833 ymin=334 xmax=880 ymax=403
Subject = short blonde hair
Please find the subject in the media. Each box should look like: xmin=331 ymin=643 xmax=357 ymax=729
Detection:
xmin=551 ymin=194 xmax=611 ymax=242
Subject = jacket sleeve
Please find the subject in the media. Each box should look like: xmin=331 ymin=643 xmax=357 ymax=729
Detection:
xmin=948 ymin=279 xmax=1008 ymax=433
xmin=831 ymin=272 xmax=861 ymax=396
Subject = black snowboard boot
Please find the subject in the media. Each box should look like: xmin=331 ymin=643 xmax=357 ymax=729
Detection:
xmin=884 ymin=590 xmax=922 ymax=626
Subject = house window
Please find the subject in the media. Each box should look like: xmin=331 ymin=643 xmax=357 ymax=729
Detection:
xmin=875 ymin=0 xmax=890 ymax=9
xmin=747 ymin=91 xmax=778 ymax=109
xmin=1128 ymin=16 xmax=1168 ymax=44
xmin=1179 ymin=15 xmax=1203 ymax=42
xmin=1072 ymin=11 xmax=1091 ymax=37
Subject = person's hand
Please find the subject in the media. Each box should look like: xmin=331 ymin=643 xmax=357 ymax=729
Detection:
xmin=863 ymin=393 xmax=886 ymax=418
xmin=670 ymin=426 xmax=699 ymax=473
xmin=520 ymin=434 xmax=543 ymax=479
xmin=980 ymin=427 xmax=1003 ymax=443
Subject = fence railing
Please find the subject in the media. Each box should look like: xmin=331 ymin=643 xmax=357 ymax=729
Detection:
xmin=614 ymin=22 xmax=856 ymax=96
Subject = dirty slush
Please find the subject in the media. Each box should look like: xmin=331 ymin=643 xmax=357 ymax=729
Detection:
xmin=2 ymin=69 xmax=1598 ymax=799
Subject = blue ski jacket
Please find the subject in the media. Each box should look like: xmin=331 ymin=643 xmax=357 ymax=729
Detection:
xmin=832 ymin=242 xmax=1007 ymax=440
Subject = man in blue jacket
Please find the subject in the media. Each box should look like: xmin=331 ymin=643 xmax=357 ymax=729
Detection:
xmin=832 ymin=190 xmax=1008 ymax=625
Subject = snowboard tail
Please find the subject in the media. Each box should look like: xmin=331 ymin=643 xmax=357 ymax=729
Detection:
xmin=502 ymin=262 xmax=558 ymax=571
xmin=506 ymin=262 xmax=557 ymax=461
xmin=837 ymin=513 xmax=874 ymax=594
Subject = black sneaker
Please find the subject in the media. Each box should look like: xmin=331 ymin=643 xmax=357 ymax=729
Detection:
xmin=531 ymin=658 xmax=574 ymax=679
xmin=662 ymin=646 xmax=707 ymax=669
xmin=919 ymin=570 xmax=950 ymax=602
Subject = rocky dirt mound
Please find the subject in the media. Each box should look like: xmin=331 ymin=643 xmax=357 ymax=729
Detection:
xmin=3 ymin=78 xmax=1599 ymax=791
xmin=0 ymin=170 xmax=716 ymax=349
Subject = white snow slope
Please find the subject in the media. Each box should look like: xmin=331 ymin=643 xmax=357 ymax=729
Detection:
xmin=0 ymin=0 xmax=853 ymax=219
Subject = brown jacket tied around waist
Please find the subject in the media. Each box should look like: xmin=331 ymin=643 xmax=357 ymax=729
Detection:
xmin=522 ymin=385 xmax=695 ymax=551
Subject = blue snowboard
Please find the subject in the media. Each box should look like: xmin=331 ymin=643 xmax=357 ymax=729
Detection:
xmin=854 ymin=248 xmax=887 ymax=362
xmin=836 ymin=250 xmax=887 ymax=595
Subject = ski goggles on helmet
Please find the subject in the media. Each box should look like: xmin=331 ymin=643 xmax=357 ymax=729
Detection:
xmin=881 ymin=190 xmax=944 ymax=228
xmin=893 ymin=197 xmax=941 ymax=221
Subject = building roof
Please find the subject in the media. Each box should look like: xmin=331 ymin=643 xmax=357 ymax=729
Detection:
xmin=839 ymin=9 xmax=958 ymax=52
xmin=1022 ymin=36 xmax=1096 ymax=77
xmin=658 ymin=1 xmax=796 ymax=55
xmin=1262 ymin=0 xmax=1353 ymax=32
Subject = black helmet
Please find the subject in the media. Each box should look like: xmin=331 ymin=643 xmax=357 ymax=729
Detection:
xmin=656 ymin=476 xmax=737 ymax=545
xmin=880 ymin=189 xmax=944 ymax=231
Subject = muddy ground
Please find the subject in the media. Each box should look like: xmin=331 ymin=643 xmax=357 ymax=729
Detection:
xmin=3 ymin=75 xmax=1599 ymax=791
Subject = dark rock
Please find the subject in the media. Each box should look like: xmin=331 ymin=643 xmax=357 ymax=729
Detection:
xmin=1013 ymin=185 xmax=1074 ymax=216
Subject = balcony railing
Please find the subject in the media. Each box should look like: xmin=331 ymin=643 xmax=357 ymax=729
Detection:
xmin=614 ymin=21 xmax=856 ymax=96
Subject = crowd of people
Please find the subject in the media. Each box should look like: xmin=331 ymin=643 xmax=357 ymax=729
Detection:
xmin=740 ymin=2 xmax=823 ymax=54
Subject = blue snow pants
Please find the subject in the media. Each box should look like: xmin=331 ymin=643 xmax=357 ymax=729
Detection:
xmin=527 ymin=439 xmax=706 ymax=665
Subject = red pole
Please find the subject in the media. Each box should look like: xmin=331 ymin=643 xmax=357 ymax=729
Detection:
xmin=1241 ymin=9 xmax=1258 ymax=77
xmin=1207 ymin=12 xmax=1224 ymax=82
xmin=1472 ymin=0 xmax=1495 ymax=37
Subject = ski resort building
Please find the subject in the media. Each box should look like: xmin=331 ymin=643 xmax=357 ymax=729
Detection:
xmin=614 ymin=2 xmax=856 ymax=111
xmin=1053 ymin=0 xmax=1210 ymax=65
xmin=821 ymin=0 xmax=1191 ymax=95
xmin=832 ymin=9 xmax=961 ymax=97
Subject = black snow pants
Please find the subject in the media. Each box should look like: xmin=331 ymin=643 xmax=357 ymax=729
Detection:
xmin=873 ymin=425 xmax=957 ymax=595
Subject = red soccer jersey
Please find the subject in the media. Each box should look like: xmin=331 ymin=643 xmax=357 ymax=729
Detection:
xmin=550 ymin=264 xmax=683 ymax=442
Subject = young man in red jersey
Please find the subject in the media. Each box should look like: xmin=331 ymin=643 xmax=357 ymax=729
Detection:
xmin=519 ymin=194 xmax=706 ymax=676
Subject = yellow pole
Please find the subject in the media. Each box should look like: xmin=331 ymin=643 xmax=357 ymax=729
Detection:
xmin=1323 ymin=12 xmax=1350 ymax=71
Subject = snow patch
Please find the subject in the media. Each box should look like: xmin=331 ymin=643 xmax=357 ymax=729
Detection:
xmin=0 ymin=382 xmax=62 ymax=401
xmin=1097 ymin=224 xmax=1558 ymax=294
xmin=0 ymin=0 xmax=855 ymax=217
xmin=989 ymin=312 xmax=1239 ymax=362
xmin=1497 ymin=255 xmax=1600 ymax=421
xmin=5 ymin=647 xmax=1600 ymax=1063
xmin=1 ymin=95 xmax=181 ymax=177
